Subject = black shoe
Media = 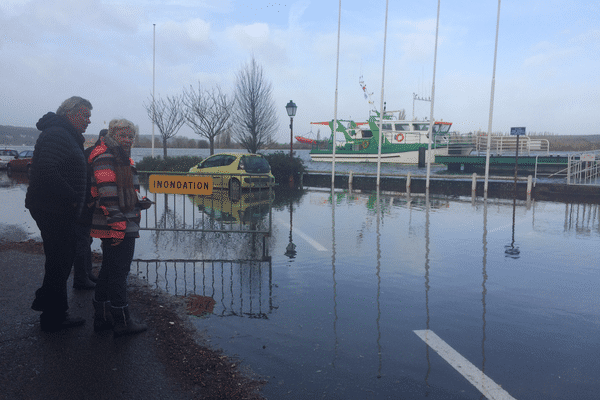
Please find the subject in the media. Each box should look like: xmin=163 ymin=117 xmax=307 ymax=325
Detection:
xmin=40 ymin=313 xmax=86 ymax=332
xmin=73 ymin=281 xmax=96 ymax=290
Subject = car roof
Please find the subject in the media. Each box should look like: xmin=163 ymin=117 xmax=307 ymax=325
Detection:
xmin=208 ymin=153 xmax=264 ymax=157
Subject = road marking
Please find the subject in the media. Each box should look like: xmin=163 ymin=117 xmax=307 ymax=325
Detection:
xmin=276 ymin=217 xmax=328 ymax=251
xmin=414 ymin=330 xmax=517 ymax=400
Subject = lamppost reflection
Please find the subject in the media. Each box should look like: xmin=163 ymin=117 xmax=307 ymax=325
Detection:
xmin=284 ymin=200 xmax=296 ymax=258
xmin=504 ymin=197 xmax=520 ymax=258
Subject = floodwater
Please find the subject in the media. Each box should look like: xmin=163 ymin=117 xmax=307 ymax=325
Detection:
xmin=2 ymin=151 xmax=600 ymax=400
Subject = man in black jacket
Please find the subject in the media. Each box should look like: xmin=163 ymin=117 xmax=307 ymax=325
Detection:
xmin=26 ymin=96 xmax=93 ymax=332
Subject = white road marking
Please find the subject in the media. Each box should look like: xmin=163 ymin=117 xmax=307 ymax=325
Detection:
xmin=414 ymin=330 xmax=517 ymax=400
xmin=276 ymin=217 xmax=328 ymax=251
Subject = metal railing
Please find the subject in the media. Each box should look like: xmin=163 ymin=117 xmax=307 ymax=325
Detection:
xmin=567 ymin=150 xmax=600 ymax=185
xmin=474 ymin=135 xmax=550 ymax=156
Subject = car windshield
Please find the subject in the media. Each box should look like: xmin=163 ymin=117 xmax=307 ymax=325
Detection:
xmin=241 ymin=156 xmax=270 ymax=173
xmin=18 ymin=151 xmax=29 ymax=158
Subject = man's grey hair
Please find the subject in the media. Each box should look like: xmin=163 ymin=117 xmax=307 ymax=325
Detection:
xmin=107 ymin=118 xmax=139 ymax=138
xmin=56 ymin=96 xmax=93 ymax=116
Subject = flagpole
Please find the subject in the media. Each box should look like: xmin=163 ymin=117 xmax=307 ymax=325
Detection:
xmin=484 ymin=0 xmax=502 ymax=198
xmin=426 ymin=0 xmax=441 ymax=189
xmin=331 ymin=0 xmax=342 ymax=188
xmin=376 ymin=0 xmax=389 ymax=187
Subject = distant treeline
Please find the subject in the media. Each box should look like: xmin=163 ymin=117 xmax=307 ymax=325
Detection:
xmin=0 ymin=125 xmax=313 ymax=150
xmin=1 ymin=124 xmax=597 ymax=151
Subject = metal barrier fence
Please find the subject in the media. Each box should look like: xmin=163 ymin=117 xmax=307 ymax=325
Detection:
xmin=567 ymin=150 xmax=600 ymax=185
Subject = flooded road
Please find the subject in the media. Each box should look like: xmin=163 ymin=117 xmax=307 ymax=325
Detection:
xmin=2 ymin=169 xmax=600 ymax=399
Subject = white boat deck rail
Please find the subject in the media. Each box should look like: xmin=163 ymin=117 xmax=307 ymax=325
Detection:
xmin=472 ymin=135 xmax=550 ymax=156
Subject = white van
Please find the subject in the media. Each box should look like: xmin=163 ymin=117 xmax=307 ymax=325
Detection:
xmin=0 ymin=149 xmax=18 ymax=169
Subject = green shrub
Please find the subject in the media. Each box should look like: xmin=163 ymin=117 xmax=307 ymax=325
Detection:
xmin=136 ymin=156 xmax=203 ymax=172
xmin=264 ymin=152 xmax=305 ymax=188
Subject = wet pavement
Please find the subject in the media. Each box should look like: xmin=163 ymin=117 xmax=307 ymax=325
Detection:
xmin=0 ymin=249 xmax=200 ymax=400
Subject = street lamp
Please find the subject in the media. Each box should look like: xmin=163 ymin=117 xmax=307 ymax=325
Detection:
xmin=286 ymin=100 xmax=297 ymax=159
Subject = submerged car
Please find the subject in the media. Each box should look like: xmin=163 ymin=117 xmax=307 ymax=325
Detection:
xmin=0 ymin=149 xmax=19 ymax=169
xmin=7 ymin=150 xmax=34 ymax=174
xmin=188 ymin=153 xmax=275 ymax=200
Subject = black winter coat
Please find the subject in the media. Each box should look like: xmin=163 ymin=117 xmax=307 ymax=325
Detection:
xmin=25 ymin=112 xmax=87 ymax=217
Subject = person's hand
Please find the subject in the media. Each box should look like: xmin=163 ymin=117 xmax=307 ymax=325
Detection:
xmin=111 ymin=238 xmax=123 ymax=247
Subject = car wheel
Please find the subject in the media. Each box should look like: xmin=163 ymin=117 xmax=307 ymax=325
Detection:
xmin=229 ymin=179 xmax=241 ymax=202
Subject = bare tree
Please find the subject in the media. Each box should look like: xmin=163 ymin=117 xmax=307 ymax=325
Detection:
xmin=144 ymin=94 xmax=186 ymax=158
xmin=183 ymin=84 xmax=233 ymax=155
xmin=232 ymin=57 xmax=278 ymax=153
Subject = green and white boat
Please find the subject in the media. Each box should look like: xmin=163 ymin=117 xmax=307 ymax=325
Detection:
xmin=308 ymin=109 xmax=456 ymax=163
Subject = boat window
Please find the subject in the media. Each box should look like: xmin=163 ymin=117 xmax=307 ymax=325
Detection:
xmin=432 ymin=124 xmax=451 ymax=133
xmin=362 ymin=130 xmax=373 ymax=138
xmin=395 ymin=124 xmax=410 ymax=131
xmin=382 ymin=124 xmax=392 ymax=131
xmin=414 ymin=124 xmax=429 ymax=131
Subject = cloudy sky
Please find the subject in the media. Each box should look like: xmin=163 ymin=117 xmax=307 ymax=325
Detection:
xmin=1 ymin=0 xmax=599 ymax=143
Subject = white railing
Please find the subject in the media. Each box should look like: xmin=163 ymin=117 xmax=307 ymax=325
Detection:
xmin=567 ymin=150 xmax=600 ymax=185
xmin=475 ymin=135 xmax=550 ymax=156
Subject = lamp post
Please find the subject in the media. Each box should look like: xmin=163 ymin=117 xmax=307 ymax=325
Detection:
xmin=286 ymin=100 xmax=297 ymax=158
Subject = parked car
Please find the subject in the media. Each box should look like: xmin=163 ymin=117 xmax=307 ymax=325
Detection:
xmin=0 ymin=149 xmax=19 ymax=169
xmin=7 ymin=150 xmax=34 ymax=174
xmin=188 ymin=153 xmax=275 ymax=201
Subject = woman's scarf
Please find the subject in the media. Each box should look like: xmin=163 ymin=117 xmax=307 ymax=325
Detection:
xmin=103 ymin=135 xmax=137 ymax=212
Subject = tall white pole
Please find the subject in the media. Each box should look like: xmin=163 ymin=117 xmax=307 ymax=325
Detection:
xmin=484 ymin=0 xmax=502 ymax=198
xmin=376 ymin=0 xmax=389 ymax=187
xmin=426 ymin=0 xmax=441 ymax=189
xmin=152 ymin=23 xmax=156 ymax=158
xmin=331 ymin=0 xmax=342 ymax=187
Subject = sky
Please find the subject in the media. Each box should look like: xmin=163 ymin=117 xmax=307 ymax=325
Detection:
xmin=1 ymin=0 xmax=599 ymax=144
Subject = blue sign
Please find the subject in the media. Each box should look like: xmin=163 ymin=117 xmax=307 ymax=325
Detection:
xmin=510 ymin=127 xmax=526 ymax=136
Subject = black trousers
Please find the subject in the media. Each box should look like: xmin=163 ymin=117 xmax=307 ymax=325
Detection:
xmin=95 ymin=237 xmax=136 ymax=307
xmin=30 ymin=208 xmax=77 ymax=315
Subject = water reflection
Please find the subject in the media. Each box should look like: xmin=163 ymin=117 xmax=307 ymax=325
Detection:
xmin=423 ymin=189 xmax=431 ymax=395
xmin=480 ymin=199 xmax=488 ymax=400
xmin=284 ymin=199 xmax=296 ymax=259
xmin=331 ymin=186 xmax=339 ymax=367
xmin=564 ymin=202 xmax=600 ymax=234
xmin=133 ymin=258 xmax=275 ymax=319
xmin=504 ymin=196 xmax=521 ymax=258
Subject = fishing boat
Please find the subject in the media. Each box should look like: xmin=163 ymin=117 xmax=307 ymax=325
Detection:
xmin=309 ymin=110 xmax=460 ymax=163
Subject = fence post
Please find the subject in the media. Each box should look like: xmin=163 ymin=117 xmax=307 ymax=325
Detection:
xmin=406 ymin=172 xmax=411 ymax=193
xmin=527 ymin=175 xmax=532 ymax=201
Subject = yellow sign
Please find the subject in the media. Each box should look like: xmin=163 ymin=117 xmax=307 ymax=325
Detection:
xmin=149 ymin=175 xmax=213 ymax=195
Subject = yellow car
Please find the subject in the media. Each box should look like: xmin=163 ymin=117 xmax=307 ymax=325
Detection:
xmin=188 ymin=153 xmax=275 ymax=200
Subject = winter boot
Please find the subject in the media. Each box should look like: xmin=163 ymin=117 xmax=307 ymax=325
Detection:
xmin=109 ymin=305 xmax=147 ymax=338
xmin=93 ymin=299 xmax=114 ymax=332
